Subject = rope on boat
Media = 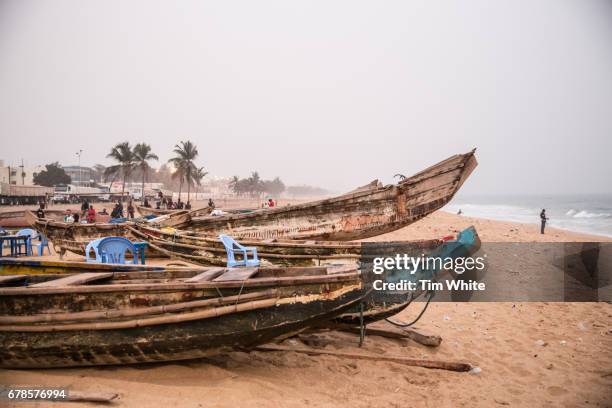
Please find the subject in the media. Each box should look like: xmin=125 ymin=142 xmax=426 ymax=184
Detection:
xmin=384 ymin=290 xmax=435 ymax=328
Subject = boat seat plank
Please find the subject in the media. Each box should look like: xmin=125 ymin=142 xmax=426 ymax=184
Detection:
xmin=0 ymin=275 xmax=27 ymax=284
xmin=327 ymin=265 xmax=357 ymax=275
xmin=213 ymin=268 xmax=257 ymax=282
xmin=29 ymin=272 xmax=114 ymax=288
xmin=184 ymin=268 xmax=226 ymax=283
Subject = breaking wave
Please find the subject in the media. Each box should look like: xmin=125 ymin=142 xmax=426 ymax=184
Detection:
xmin=566 ymin=209 xmax=611 ymax=219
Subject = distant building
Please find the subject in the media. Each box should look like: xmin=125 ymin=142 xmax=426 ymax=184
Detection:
xmin=63 ymin=166 xmax=95 ymax=186
xmin=0 ymin=160 xmax=46 ymax=185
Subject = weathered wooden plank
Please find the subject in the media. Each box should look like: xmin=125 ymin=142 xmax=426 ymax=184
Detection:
xmin=213 ymin=268 xmax=258 ymax=281
xmin=29 ymin=272 xmax=114 ymax=288
xmin=184 ymin=268 xmax=226 ymax=283
xmin=0 ymin=275 xmax=27 ymax=284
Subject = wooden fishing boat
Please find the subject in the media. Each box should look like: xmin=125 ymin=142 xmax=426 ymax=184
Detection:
xmin=0 ymin=209 xmax=65 ymax=228
xmin=0 ymin=265 xmax=365 ymax=368
xmin=26 ymin=150 xmax=477 ymax=243
xmin=172 ymin=150 xmax=477 ymax=239
xmin=0 ymin=223 xmax=480 ymax=327
xmin=136 ymin=205 xmax=188 ymax=217
xmin=41 ymin=219 xmax=476 ymax=269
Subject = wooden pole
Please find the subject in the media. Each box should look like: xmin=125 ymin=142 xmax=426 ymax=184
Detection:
xmin=0 ymin=298 xmax=280 ymax=332
xmin=67 ymin=391 xmax=118 ymax=403
xmin=0 ymin=289 xmax=278 ymax=324
xmin=254 ymin=344 xmax=472 ymax=372
xmin=334 ymin=324 xmax=442 ymax=347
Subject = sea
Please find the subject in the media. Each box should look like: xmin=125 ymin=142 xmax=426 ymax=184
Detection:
xmin=444 ymin=194 xmax=612 ymax=238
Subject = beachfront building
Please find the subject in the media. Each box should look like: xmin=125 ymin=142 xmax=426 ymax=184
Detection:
xmin=193 ymin=175 xmax=233 ymax=200
xmin=63 ymin=165 xmax=96 ymax=186
xmin=0 ymin=160 xmax=46 ymax=185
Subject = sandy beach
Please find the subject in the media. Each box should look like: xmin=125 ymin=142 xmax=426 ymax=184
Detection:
xmin=1 ymin=211 xmax=611 ymax=407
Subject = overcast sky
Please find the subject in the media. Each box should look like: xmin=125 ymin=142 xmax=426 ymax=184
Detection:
xmin=0 ymin=0 xmax=611 ymax=195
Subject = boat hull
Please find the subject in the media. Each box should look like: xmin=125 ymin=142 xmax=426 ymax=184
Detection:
xmin=27 ymin=150 xmax=477 ymax=243
xmin=184 ymin=150 xmax=477 ymax=240
xmin=0 ymin=288 xmax=363 ymax=368
xmin=0 ymin=267 xmax=364 ymax=368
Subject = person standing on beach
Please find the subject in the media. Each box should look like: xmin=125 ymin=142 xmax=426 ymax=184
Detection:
xmin=127 ymin=201 xmax=135 ymax=219
xmin=540 ymin=209 xmax=549 ymax=234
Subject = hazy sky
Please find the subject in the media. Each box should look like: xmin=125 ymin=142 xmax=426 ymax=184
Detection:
xmin=1 ymin=0 xmax=611 ymax=195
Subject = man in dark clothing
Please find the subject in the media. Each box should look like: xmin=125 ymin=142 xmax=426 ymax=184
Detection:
xmin=540 ymin=209 xmax=548 ymax=234
xmin=81 ymin=199 xmax=90 ymax=217
xmin=73 ymin=212 xmax=80 ymax=223
xmin=185 ymin=201 xmax=192 ymax=210
xmin=110 ymin=204 xmax=122 ymax=219
xmin=127 ymin=201 xmax=135 ymax=219
xmin=208 ymin=198 xmax=215 ymax=208
xmin=36 ymin=204 xmax=45 ymax=219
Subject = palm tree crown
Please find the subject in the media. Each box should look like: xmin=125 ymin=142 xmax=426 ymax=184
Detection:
xmin=105 ymin=142 xmax=135 ymax=197
xmin=133 ymin=143 xmax=159 ymax=201
xmin=168 ymin=140 xmax=199 ymax=203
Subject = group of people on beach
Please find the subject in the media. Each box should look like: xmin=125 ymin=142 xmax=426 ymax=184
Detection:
xmin=262 ymin=198 xmax=276 ymax=208
xmin=141 ymin=191 xmax=191 ymax=211
xmin=61 ymin=199 xmax=114 ymax=223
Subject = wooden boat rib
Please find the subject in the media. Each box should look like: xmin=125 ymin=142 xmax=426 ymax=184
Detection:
xmin=0 ymin=265 xmax=366 ymax=368
xmin=181 ymin=150 xmax=477 ymax=240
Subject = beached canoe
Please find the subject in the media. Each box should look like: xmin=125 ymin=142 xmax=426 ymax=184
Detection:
xmin=167 ymin=150 xmax=478 ymax=239
xmin=0 ymin=225 xmax=480 ymax=329
xmin=26 ymin=150 xmax=477 ymax=242
xmin=136 ymin=205 xmax=189 ymax=217
xmin=40 ymin=220 xmax=476 ymax=269
xmin=0 ymin=209 xmax=65 ymax=228
xmin=0 ymin=265 xmax=365 ymax=368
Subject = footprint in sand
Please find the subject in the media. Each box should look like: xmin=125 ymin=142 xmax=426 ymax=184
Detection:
xmin=546 ymin=386 xmax=568 ymax=396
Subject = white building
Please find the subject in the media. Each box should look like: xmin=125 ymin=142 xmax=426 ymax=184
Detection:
xmin=0 ymin=160 xmax=46 ymax=185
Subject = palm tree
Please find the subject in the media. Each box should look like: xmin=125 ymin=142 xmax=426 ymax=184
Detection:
xmin=168 ymin=141 xmax=199 ymax=203
xmin=106 ymin=142 xmax=135 ymax=199
xmin=229 ymin=175 xmax=240 ymax=194
xmin=133 ymin=143 xmax=159 ymax=202
xmin=192 ymin=167 xmax=208 ymax=203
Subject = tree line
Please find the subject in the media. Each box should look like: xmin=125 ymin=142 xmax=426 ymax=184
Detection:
xmin=228 ymin=172 xmax=285 ymax=197
xmin=33 ymin=140 xmax=207 ymax=204
xmin=103 ymin=141 xmax=206 ymax=203
xmin=32 ymin=142 xmax=328 ymax=200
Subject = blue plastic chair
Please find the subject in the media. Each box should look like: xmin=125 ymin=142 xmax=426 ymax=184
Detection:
xmin=16 ymin=228 xmax=38 ymax=256
xmin=85 ymin=238 xmax=105 ymax=263
xmin=219 ymin=234 xmax=260 ymax=268
xmin=32 ymin=233 xmax=51 ymax=256
xmin=0 ymin=227 xmax=8 ymax=252
xmin=85 ymin=236 xmax=138 ymax=264
xmin=98 ymin=237 xmax=138 ymax=264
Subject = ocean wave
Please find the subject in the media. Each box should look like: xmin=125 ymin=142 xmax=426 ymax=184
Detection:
xmin=566 ymin=209 xmax=611 ymax=219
